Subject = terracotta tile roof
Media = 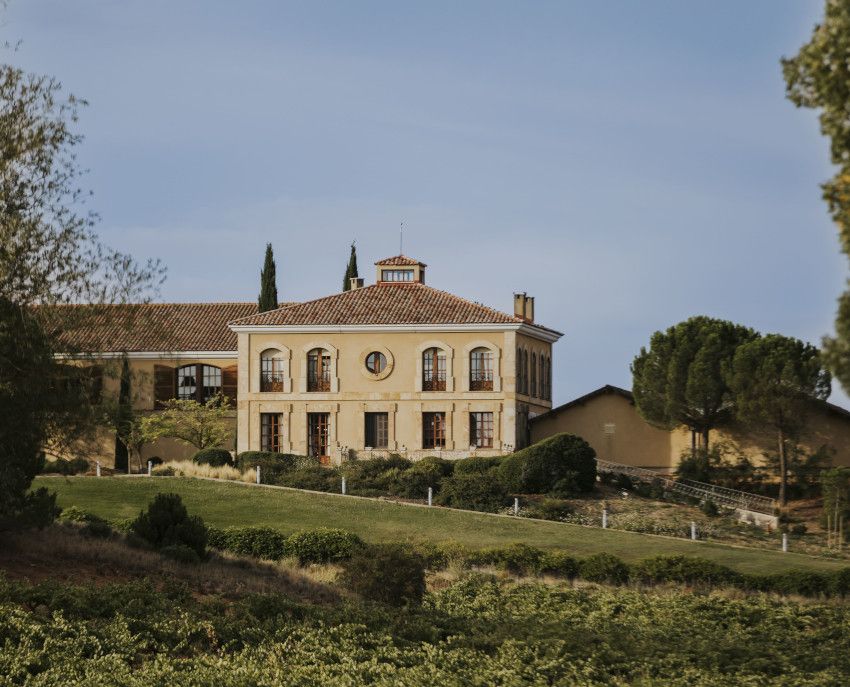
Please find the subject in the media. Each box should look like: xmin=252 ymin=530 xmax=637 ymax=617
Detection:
xmin=374 ymin=255 xmax=426 ymax=267
xmin=229 ymin=282 xmax=561 ymax=335
xmin=55 ymin=302 xmax=270 ymax=353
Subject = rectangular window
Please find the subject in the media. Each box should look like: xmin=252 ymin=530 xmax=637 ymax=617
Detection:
xmin=260 ymin=413 xmax=283 ymax=453
xmin=381 ymin=269 xmax=414 ymax=282
xmin=423 ymin=412 xmax=446 ymax=449
xmin=470 ymin=412 xmax=494 ymax=448
xmin=364 ymin=412 xmax=389 ymax=448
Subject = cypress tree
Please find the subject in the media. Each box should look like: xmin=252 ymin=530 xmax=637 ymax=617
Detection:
xmin=258 ymin=243 xmax=278 ymax=312
xmin=343 ymin=242 xmax=359 ymax=291
xmin=114 ymin=355 xmax=132 ymax=472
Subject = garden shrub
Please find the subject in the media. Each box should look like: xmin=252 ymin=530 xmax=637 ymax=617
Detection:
xmin=830 ymin=568 xmax=850 ymax=598
xmin=41 ymin=457 xmax=89 ymax=475
xmin=411 ymin=541 xmax=469 ymax=570
xmin=540 ymin=550 xmax=580 ymax=578
xmin=129 ymin=493 xmax=207 ymax=558
xmin=160 ymin=544 xmax=201 ymax=564
xmin=151 ymin=465 xmax=176 ymax=476
xmin=530 ymin=498 xmax=574 ymax=521
xmin=700 ymin=499 xmax=719 ymax=517
xmin=277 ymin=466 xmax=340 ymax=492
xmin=387 ymin=456 xmax=453 ymax=498
xmin=578 ymin=553 xmax=630 ymax=585
xmin=633 ymin=555 xmax=741 ymax=586
xmin=58 ymin=506 xmax=91 ymax=523
xmin=284 ymin=528 xmax=363 ymax=564
xmin=340 ymin=543 xmax=426 ymax=606
xmin=343 ymin=456 xmax=413 ymax=493
xmin=58 ymin=506 xmax=111 ymax=538
xmin=453 ymin=455 xmax=504 ymax=475
xmin=764 ymin=570 xmax=831 ymax=597
xmin=192 ymin=448 xmax=232 ymax=467
xmin=208 ymin=526 xmax=289 ymax=560
xmin=490 ymin=543 xmax=546 ymax=575
xmin=236 ymin=451 xmax=318 ymax=481
xmin=436 ymin=472 xmax=509 ymax=512
xmin=500 ymin=434 xmax=597 ymax=494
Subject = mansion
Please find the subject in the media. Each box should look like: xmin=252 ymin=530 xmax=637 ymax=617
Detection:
xmin=74 ymin=256 xmax=561 ymax=466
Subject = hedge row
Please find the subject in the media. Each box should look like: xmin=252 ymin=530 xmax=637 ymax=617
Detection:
xmin=205 ymin=524 xmax=850 ymax=599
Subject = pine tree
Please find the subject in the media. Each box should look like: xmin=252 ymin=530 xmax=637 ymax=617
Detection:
xmin=114 ymin=355 xmax=132 ymax=472
xmin=258 ymin=243 xmax=278 ymax=312
xmin=343 ymin=242 xmax=359 ymax=291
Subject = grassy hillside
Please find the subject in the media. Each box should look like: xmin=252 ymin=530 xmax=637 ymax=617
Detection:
xmin=38 ymin=475 xmax=846 ymax=575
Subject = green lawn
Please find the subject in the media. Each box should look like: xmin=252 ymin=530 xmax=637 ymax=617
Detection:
xmin=38 ymin=475 xmax=846 ymax=575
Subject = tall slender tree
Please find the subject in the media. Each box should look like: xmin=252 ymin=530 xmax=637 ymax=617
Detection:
xmin=258 ymin=243 xmax=278 ymax=312
xmin=783 ymin=2 xmax=850 ymax=392
xmin=113 ymin=355 xmax=132 ymax=472
xmin=631 ymin=317 xmax=758 ymax=449
xmin=727 ymin=334 xmax=831 ymax=506
xmin=343 ymin=242 xmax=359 ymax=291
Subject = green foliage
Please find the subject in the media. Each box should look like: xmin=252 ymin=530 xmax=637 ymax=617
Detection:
xmin=700 ymin=499 xmax=719 ymax=517
xmin=729 ymin=334 xmax=831 ymax=504
xmin=284 ymin=528 xmax=363 ymax=564
xmin=207 ymin=526 xmax=289 ymax=560
xmin=436 ymin=472 xmax=509 ymax=512
xmin=539 ymin=550 xmax=580 ymax=578
xmin=387 ymin=456 xmax=452 ymax=497
xmin=528 ymin=498 xmax=574 ymax=522
xmin=192 ymin=447 xmax=232 ymax=467
xmin=276 ymin=466 xmax=341 ymax=492
xmin=633 ymin=555 xmax=741 ymax=586
xmin=632 ymin=317 xmax=758 ymax=444
xmin=160 ymin=544 xmax=201 ymax=564
xmin=578 ymin=553 xmax=630 ymax=585
xmin=341 ymin=543 xmax=426 ymax=606
xmin=342 ymin=241 xmax=359 ymax=291
xmin=130 ymin=493 xmax=207 ymax=558
xmin=453 ymin=455 xmax=504 ymax=475
xmin=499 ymin=433 xmax=596 ymax=494
xmin=140 ymin=395 xmax=232 ymax=451
xmin=258 ymin=243 xmax=279 ymax=312
xmin=40 ymin=457 xmax=89 ymax=475
xmin=236 ymin=451 xmax=319 ymax=482
xmin=822 ymin=466 xmax=850 ymax=548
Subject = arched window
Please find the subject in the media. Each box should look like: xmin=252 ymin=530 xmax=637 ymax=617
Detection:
xmin=516 ymin=348 xmax=525 ymax=395
xmin=422 ymin=347 xmax=447 ymax=391
xmin=177 ymin=364 xmax=221 ymax=403
xmin=469 ymin=347 xmax=493 ymax=391
xmin=260 ymin=349 xmax=285 ymax=392
xmin=531 ymin=352 xmax=538 ymax=398
xmin=307 ymin=348 xmax=331 ymax=392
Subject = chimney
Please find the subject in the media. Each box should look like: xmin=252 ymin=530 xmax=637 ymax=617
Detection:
xmin=514 ymin=292 xmax=534 ymax=323
xmin=350 ymin=277 xmax=364 ymax=290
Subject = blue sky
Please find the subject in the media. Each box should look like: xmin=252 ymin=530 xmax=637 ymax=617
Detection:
xmin=8 ymin=1 xmax=847 ymax=406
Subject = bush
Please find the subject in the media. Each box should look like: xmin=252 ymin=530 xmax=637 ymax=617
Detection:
xmin=764 ymin=570 xmax=831 ymax=597
xmin=387 ymin=457 xmax=453 ymax=498
xmin=208 ymin=526 xmax=289 ymax=560
xmin=192 ymin=448 xmax=232 ymax=467
xmin=343 ymin=456 xmax=413 ymax=493
xmin=277 ymin=466 xmax=340 ymax=492
xmin=160 ymin=544 xmax=201 ymax=564
xmin=530 ymin=499 xmax=574 ymax=522
xmin=57 ymin=506 xmax=111 ymax=538
xmin=236 ymin=451 xmax=318 ymax=482
xmin=499 ymin=434 xmax=597 ymax=495
xmin=700 ymin=499 xmax=719 ymax=517
xmin=578 ymin=553 xmax=630 ymax=585
xmin=41 ymin=457 xmax=89 ymax=475
xmin=284 ymin=528 xmax=363 ymax=564
xmin=633 ymin=555 xmax=741 ymax=586
xmin=490 ymin=543 xmax=546 ymax=575
xmin=436 ymin=472 xmax=509 ymax=512
xmin=130 ymin=493 xmax=207 ymax=558
xmin=341 ymin=543 xmax=426 ymax=606
xmin=58 ymin=505 xmax=91 ymax=523
xmin=540 ymin=550 xmax=580 ymax=578
xmin=453 ymin=455 xmax=504 ymax=475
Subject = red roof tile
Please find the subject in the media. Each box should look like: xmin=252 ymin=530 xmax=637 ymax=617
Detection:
xmin=374 ymin=255 xmax=427 ymax=267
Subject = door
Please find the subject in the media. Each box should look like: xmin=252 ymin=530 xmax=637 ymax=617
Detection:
xmin=308 ymin=412 xmax=330 ymax=464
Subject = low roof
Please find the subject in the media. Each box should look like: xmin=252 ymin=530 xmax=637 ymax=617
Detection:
xmin=374 ymin=255 xmax=427 ymax=267
xmin=56 ymin=302 xmax=263 ymax=352
xmin=229 ymin=281 xmax=561 ymax=336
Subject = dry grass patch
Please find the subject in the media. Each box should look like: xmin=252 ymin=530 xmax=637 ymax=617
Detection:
xmin=155 ymin=460 xmax=255 ymax=483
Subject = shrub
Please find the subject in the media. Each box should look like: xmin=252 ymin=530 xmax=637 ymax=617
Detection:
xmin=160 ymin=544 xmax=201 ymax=564
xmin=209 ymin=526 xmax=289 ymax=560
xmin=58 ymin=505 xmax=91 ymax=523
xmin=830 ymin=568 xmax=850 ymax=598
xmin=151 ymin=465 xmax=176 ymax=476
xmin=436 ymin=472 xmax=509 ymax=512
xmin=387 ymin=457 xmax=453 ymax=498
xmin=284 ymin=528 xmax=363 ymax=564
xmin=277 ymin=466 xmax=340 ymax=492
xmin=491 ymin=543 xmax=546 ymax=575
xmin=130 ymin=493 xmax=207 ymax=558
xmin=453 ymin=455 xmax=504 ymax=475
xmin=236 ymin=451 xmax=318 ymax=482
xmin=41 ymin=457 xmax=89 ymax=475
xmin=500 ymin=434 xmax=597 ymax=494
xmin=540 ymin=550 xmax=580 ymax=578
xmin=343 ymin=456 xmax=413 ymax=493
xmin=700 ymin=499 xmax=719 ymax=517
xmin=578 ymin=553 xmax=630 ymax=585
xmin=530 ymin=499 xmax=574 ymax=522
xmin=58 ymin=506 xmax=111 ymax=538
xmin=633 ymin=555 xmax=741 ymax=586
xmin=341 ymin=543 xmax=426 ymax=606
xmin=411 ymin=541 xmax=469 ymax=570
xmin=192 ymin=448 xmax=232 ymax=467
xmin=765 ymin=570 xmax=831 ymax=597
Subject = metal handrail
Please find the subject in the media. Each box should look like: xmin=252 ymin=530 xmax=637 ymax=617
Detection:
xmin=596 ymin=459 xmax=776 ymax=514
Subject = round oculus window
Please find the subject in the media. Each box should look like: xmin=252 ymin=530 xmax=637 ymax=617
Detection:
xmin=365 ymin=351 xmax=387 ymax=374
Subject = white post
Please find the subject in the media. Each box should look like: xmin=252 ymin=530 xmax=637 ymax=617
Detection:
xmin=427 ymin=486 xmax=433 ymax=507
xmin=341 ymin=476 xmax=347 ymax=495
xmin=96 ymin=461 xmax=101 ymax=478
xmin=147 ymin=460 xmax=152 ymax=477
xmin=691 ymin=521 xmax=697 ymax=541
xmin=782 ymin=533 xmax=788 ymax=553
xmin=514 ymin=497 xmax=519 ymax=515
xmin=255 ymin=465 xmax=261 ymax=484
xmin=602 ymin=508 xmax=608 ymax=529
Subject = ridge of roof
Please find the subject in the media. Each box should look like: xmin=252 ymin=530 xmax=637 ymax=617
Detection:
xmin=374 ymin=255 xmax=427 ymax=267
xmin=531 ymin=384 xmax=633 ymax=422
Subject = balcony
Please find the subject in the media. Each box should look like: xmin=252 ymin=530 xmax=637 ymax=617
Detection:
xmin=422 ymin=373 xmax=447 ymax=392
xmin=260 ymin=373 xmax=285 ymax=392
xmin=307 ymin=375 xmax=331 ymax=392
xmin=470 ymin=371 xmax=493 ymax=391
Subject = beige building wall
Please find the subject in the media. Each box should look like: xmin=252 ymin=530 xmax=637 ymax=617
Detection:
xmin=237 ymin=329 xmax=554 ymax=462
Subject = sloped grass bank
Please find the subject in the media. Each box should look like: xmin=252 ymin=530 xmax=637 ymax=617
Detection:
xmin=37 ymin=476 xmax=845 ymax=575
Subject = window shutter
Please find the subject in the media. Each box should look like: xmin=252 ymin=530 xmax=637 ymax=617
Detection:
xmin=154 ymin=365 xmax=176 ymax=407
xmin=222 ymin=365 xmax=238 ymax=407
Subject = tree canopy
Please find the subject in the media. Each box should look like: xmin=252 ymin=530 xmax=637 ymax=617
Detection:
xmin=343 ymin=242 xmax=359 ymax=291
xmin=631 ymin=317 xmax=757 ymax=448
xmin=258 ymin=243 xmax=278 ymax=312
xmin=783 ymin=1 xmax=850 ymax=392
